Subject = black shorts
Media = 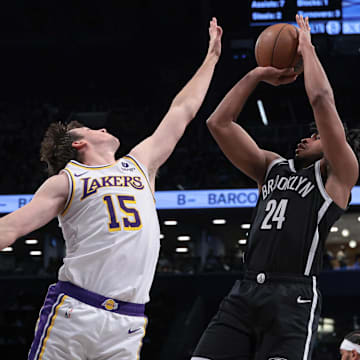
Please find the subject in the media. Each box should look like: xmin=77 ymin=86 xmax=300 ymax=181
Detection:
xmin=193 ymin=271 xmax=322 ymax=360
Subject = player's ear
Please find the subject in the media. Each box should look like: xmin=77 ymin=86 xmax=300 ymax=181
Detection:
xmin=72 ymin=139 xmax=86 ymax=151
xmin=351 ymin=349 xmax=358 ymax=359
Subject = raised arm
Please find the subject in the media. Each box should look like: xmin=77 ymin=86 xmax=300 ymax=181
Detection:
xmin=207 ymin=66 xmax=297 ymax=186
xmin=0 ymin=173 xmax=68 ymax=250
xmin=129 ymin=18 xmax=222 ymax=188
xmin=296 ymin=15 xmax=358 ymax=205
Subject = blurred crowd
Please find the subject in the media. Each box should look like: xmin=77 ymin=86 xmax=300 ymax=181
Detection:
xmin=1 ymin=232 xmax=359 ymax=278
xmin=0 ymin=100 xmax=257 ymax=194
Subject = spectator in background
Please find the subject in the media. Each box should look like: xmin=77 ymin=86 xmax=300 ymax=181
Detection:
xmin=322 ymin=250 xmax=334 ymax=270
xmin=340 ymin=331 xmax=360 ymax=360
xmin=351 ymin=254 xmax=360 ymax=270
xmin=336 ymin=246 xmax=348 ymax=269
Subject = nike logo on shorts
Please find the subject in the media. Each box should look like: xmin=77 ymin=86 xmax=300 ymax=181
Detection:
xmin=128 ymin=328 xmax=141 ymax=334
xmin=297 ymin=296 xmax=311 ymax=304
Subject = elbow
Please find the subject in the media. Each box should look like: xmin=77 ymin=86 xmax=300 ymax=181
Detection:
xmin=309 ymin=89 xmax=335 ymax=108
xmin=0 ymin=234 xmax=16 ymax=251
xmin=170 ymin=101 xmax=197 ymax=122
xmin=170 ymin=96 xmax=199 ymax=119
xmin=0 ymin=224 xmax=18 ymax=251
xmin=206 ymin=117 xmax=216 ymax=129
xmin=206 ymin=115 xmax=235 ymax=130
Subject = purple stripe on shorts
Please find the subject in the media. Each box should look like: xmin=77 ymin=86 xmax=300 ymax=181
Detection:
xmin=28 ymin=285 xmax=64 ymax=360
xmin=56 ymin=281 xmax=145 ymax=317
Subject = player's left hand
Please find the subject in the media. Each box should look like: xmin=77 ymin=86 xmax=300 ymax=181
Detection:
xmin=257 ymin=66 xmax=298 ymax=86
xmin=207 ymin=17 xmax=223 ymax=59
xmin=296 ymin=14 xmax=312 ymax=55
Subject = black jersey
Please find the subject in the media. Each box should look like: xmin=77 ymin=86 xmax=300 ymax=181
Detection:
xmin=246 ymin=157 xmax=345 ymax=276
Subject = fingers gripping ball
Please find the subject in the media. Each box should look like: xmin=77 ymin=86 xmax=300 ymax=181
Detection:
xmin=255 ymin=23 xmax=303 ymax=73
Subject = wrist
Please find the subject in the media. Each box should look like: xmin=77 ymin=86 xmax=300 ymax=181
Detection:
xmin=250 ymin=67 xmax=266 ymax=82
xmin=301 ymin=42 xmax=315 ymax=53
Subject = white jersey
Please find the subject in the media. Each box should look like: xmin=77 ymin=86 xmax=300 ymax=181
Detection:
xmin=57 ymin=155 xmax=160 ymax=304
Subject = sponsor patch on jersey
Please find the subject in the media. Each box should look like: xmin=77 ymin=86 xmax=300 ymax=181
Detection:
xmin=101 ymin=299 xmax=118 ymax=311
xmin=121 ymin=162 xmax=136 ymax=172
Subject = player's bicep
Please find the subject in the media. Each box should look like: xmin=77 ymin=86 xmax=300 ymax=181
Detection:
xmin=6 ymin=174 xmax=68 ymax=239
xmin=207 ymin=121 xmax=277 ymax=184
xmin=130 ymin=106 xmax=188 ymax=174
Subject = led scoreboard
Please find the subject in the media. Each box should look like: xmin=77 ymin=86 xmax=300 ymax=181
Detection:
xmin=250 ymin=0 xmax=360 ymax=35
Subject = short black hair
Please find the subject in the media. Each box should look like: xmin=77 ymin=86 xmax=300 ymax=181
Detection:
xmin=345 ymin=330 xmax=360 ymax=345
xmin=309 ymin=122 xmax=360 ymax=176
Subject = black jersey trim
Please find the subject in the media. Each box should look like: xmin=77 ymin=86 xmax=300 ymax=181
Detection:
xmin=314 ymin=160 xmax=350 ymax=211
xmin=264 ymin=157 xmax=286 ymax=182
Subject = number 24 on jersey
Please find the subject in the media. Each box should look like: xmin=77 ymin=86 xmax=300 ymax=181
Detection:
xmin=260 ymin=199 xmax=288 ymax=230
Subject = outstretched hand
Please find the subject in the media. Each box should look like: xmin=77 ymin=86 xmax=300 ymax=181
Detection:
xmin=296 ymin=14 xmax=312 ymax=55
xmin=257 ymin=66 xmax=298 ymax=86
xmin=207 ymin=17 xmax=223 ymax=59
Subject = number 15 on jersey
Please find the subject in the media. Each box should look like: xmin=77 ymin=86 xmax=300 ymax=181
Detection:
xmin=103 ymin=194 xmax=142 ymax=232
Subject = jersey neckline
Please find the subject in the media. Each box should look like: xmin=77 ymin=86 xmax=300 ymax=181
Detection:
xmin=69 ymin=159 xmax=120 ymax=170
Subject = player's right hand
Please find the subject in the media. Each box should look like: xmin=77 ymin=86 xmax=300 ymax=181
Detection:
xmin=256 ymin=66 xmax=298 ymax=87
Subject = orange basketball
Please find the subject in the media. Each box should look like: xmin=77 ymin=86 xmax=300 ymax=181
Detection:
xmin=255 ymin=23 xmax=303 ymax=73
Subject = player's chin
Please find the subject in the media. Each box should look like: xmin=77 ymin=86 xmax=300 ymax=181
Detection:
xmin=295 ymin=149 xmax=303 ymax=158
xmin=295 ymin=150 xmax=309 ymax=161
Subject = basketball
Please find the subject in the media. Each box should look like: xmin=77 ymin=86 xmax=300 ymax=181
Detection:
xmin=255 ymin=23 xmax=303 ymax=73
